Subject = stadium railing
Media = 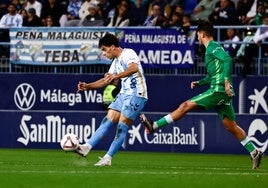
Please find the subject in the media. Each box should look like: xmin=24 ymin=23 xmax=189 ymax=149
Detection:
xmin=1 ymin=25 xmax=268 ymax=75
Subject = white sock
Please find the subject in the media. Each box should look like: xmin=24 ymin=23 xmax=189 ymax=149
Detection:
xmin=153 ymin=123 xmax=158 ymax=130
xmin=240 ymin=136 xmax=250 ymax=146
xmin=84 ymin=143 xmax=92 ymax=151
xmin=165 ymin=114 xmax=174 ymax=124
xmin=104 ymin=154 xmax=112 ymax=160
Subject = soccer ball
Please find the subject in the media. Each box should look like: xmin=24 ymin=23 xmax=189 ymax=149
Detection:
xmin=60 ymin=133 xmax=79 ymax=151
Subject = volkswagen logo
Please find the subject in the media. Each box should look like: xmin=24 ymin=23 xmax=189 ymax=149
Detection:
xmin=14 ymin=83 xmax=36 ymax=111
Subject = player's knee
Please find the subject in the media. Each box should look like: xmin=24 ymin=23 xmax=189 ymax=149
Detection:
xmin=107 ymin=110 xmax=120 ymax=123
xmin=179 ymin=101 xmax=192 ymax=112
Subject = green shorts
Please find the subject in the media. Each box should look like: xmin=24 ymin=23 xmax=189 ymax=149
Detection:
xmin=190 ymin=89 xmax=235 ymax=121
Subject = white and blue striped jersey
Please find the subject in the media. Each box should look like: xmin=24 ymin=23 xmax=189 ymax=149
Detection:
xmin=0 ymin=13 xmax=23 ymax=27
xmin=108 ymin=48 xmax=148 ymax=99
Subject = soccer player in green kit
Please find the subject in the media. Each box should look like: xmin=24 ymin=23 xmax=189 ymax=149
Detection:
xmin=140 ymin=21 xmax=263 ymax=170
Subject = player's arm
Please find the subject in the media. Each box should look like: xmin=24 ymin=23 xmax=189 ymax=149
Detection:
xmin=195 ymin=75 xmax=210 ymax=86
xmin=77 ymin=77 xmax=110 ymax=92
xmin=223 ymin=55 xmax=233 ymax=82
xmin=223 ymin=57 xmax=234 ymax=97
xmin=102 ymin=62 xmax=138 ymax=84
xmin=191 ymin=75 xmax=210 ymax=89
xmin=224 ymin=79 xmax=233 ymax=97
xmin=213 ymin=46 xmax=233 ymax=81
xmin=114 ymin=62 xmax=138 ymax=79
xmin=214 ymin=46 xmax=234 ymax=96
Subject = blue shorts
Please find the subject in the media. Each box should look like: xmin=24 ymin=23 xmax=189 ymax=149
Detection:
xmin=108 ymin=93 xmax=148 ymax=121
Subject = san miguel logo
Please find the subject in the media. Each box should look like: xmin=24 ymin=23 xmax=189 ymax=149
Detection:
xmin=17 ymin=115 xmax=95 ymax=146
xmin=14 ymin=83 xmax=36 ymax=111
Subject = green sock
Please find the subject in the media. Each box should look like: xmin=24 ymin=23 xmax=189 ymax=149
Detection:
xmin=240 ymin=137 xmax=256 ymax=153
xmin=244 ymin=142 xmax=256 ymax=153
xmin=156 ymin=117 xmax=168 ymax=128
xmin=156 ymin=114 xmax=174 ymax=128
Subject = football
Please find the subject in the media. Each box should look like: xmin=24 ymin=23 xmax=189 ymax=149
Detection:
xmin=60 ymin=133 xmax=79 ymax=151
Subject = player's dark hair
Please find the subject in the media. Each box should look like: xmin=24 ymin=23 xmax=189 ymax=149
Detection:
xmin=196 ymin=21 xmax=214 ymax=37
xmin=98 ymin=33 xmax=120 ymax=48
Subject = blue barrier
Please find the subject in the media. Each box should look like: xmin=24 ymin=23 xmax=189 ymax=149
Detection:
xmin=0 ymin=111 xmax=267 ymax=155
xmin=0 ymin=73 xmax=267 ymax=154
xmin=1 ymin=74 xmax=268 ymax=113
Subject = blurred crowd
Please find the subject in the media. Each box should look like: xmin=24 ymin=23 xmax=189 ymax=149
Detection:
xmin=0 ymin=0 xmax=188 ymax=28
xmin=0 ymin=0 xmax=266 ymax=28
xmin=0 ymin=0 xmax=267 ymax=33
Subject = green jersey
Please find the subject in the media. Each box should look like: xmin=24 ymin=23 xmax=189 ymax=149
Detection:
xmin=197 ymin=40 xmax=234 ymax=94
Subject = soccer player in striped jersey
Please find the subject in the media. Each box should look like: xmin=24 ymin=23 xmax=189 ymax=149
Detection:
xmin=76 ymin=33 xmax=148 ymax=166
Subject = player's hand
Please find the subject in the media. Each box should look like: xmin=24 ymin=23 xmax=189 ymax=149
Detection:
xmin=104 ymin=73 xmax=115 ymax=83
xmin=191 ymin=81 xmax=198 ymax=89
xmin=77 ymin=81 xmax=87 ymax=92
xmin=225 ymin=80 xmax=234 ymax=97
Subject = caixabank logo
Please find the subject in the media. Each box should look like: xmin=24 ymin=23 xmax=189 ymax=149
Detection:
xmin=248 ymin=119 xmax=268 ymax=152
xmin=126 ymin=119 xmax=267 ymax=153
xmin=248 ymin=86 xmax=268 ymax=114
xmin=126 ymin=121 xmax=205 ymax=151
xmin=238 ymin=82 xmax=268 ymax=114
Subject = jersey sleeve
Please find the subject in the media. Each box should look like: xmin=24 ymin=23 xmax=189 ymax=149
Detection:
xmin=212 ymin=45 xmax=233 ymax=81
xmin=197 ymin=75 xmax=210 ymax=86
xmin=124 ymin=49 xmax=139 ymax=65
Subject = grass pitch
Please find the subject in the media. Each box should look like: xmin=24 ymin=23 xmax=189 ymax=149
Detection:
xmin=0 ymin=149 xmax=267 ymax=188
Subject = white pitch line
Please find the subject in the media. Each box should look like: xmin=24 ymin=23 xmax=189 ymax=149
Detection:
xmin=0 ymin=170 xmax=267 ymax=176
